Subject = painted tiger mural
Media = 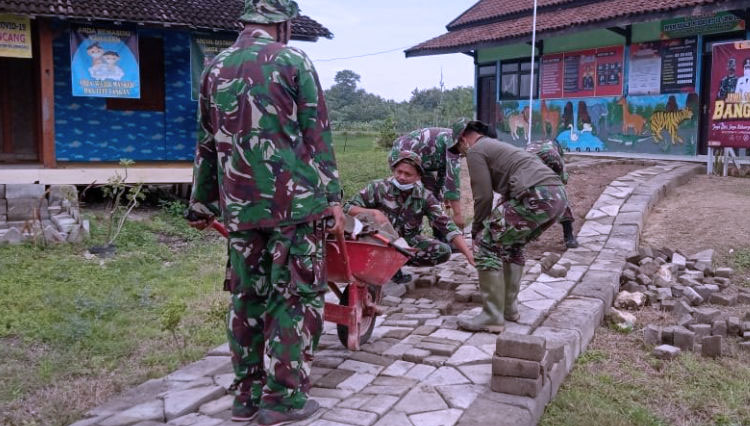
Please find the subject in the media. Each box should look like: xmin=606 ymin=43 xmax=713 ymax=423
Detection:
xmin=650 ymin=108 xmax=693 ymax=144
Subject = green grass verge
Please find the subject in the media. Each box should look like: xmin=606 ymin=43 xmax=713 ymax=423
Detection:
xmin=0 ymin=211 xmax=227 ymax=425
xmin=333 ymin=131 xmax=391 ymax=199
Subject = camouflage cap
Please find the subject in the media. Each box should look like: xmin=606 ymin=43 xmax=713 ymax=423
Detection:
xmin=240 ymin=0 xmax=299 ymax=24
xmin=448 ymin=117 xmax=468 ymax=154
xmin=390 ymin=150 xmax=424 ymax=175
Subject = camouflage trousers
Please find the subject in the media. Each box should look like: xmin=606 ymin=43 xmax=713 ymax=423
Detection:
xmin=476 ymin=185 xmax=568 ymax=270
xmin=406 ymin=235 xmax=452 ymax=267
xmin=225 ymin=221 xmax=326 ymax=412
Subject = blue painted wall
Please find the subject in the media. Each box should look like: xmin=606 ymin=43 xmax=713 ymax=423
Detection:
xmin=54 ymin=29 xmax=199 ymax=162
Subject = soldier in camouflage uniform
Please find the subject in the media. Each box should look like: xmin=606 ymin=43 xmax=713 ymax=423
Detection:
xmin=187 ymin=1 xmax=344 ymax=424
xmin=388 ymin=128 xmax=464 ymax=241
xmin=344 ymin=151 xmax=474 ymax=271
xmin=526 ymin=140 xmax=578 ymax=248
xmin=717 ymin=58 xmax=737 ymax=100
xmin=449 ymin=119 xmax=567 ymax=333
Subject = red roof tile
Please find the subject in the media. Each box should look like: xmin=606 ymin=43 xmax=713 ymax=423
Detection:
xmin=448 ymin=0 xmax=576 ymax=29
xmin=0 ymin=0 xmax=332 ymax=40
xmin=408 ymin=0 xmax=735 ymax=57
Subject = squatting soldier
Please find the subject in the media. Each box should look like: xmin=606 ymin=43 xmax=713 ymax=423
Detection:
xmin=344 ymin=151 xmax=474 ymax=282
xmin=389 ymin=128 xmax=465 ymax=241
xmin=526 ymin=140 xmax=579 ymax=248
xmin=717 ymin=58 xmax=737 ymax=100
xmin=187 ymin=0 xmax=344 ymax=424
xmin=450 ymin=119 xmax=567 ymax=333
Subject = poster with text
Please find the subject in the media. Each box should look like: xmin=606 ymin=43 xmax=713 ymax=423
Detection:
xmin=629 ymin=41 xmax=662 ymax=95
xmin=0 ymin=14 xmax=31 ymax=58
xmin=190 ymin=34 xmax=235 ymax=100
xmin=70 ymin=26 xmax=140 ymax=98
xmin=708 ymin=41 xmax=750 ymax=149
xmin=594 ymin=45 xmax=623 ymax=96
xmin=540 ymin=53 xmax=563 ymax=99
xmin=660 ymin=37 xmax=697 ymax=93
xmin=563 ymin=49 xmax=596 ymax=97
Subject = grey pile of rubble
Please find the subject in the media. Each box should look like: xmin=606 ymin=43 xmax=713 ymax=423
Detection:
xmin=606 ymin=245 xmax=750 ymax=359
xmin=0 ymin=184 xmax=89 ymax=245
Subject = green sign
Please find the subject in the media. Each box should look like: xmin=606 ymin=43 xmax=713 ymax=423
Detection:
xmin=662 ymin=12 xmax=745 ymax=39
xmin=190 ymin=34 xmax=236 ymax=101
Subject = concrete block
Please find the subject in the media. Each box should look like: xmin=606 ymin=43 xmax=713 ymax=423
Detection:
xmin=701 ymin=335 xmax=722 ymax=358
xmin=653 ymin=344 xmax=681 ymax=360
xmin=4 ymin=184 xmax=45 ymax=199
xmin=694 ymin=307 xmax=721 ymax=324
xmin=0 ymin=199 xmax=6 ymax=215
xmin=727 ymin=317 xmax=741 ymax=336
xmin=532 ymin=327 xmax=580 ymax=373
xmin=6 ymin=198 xmax=50 ymax=221
xmin=496 ymin=333 xmax=546 ymax=361
xmin=714 ymin=267 xmax=733 ymax=278
xmin=682 ymin=287 xmax=704 ymax=306
xmin=571 ymin=270 xmax=620 ymax=309
xmin=492 ymin=356 xmax=541 ymax=379
xmin=456 ymin=398 xmax=533 ymax=426
xmin=542 ymin=297 xmax=604 ymax=353
xmin=643 ymin=324 xmax=661 ymax=345
xmin=688 ymin=324 xmax=711 ymax=338
xmin=709 ymin=292 xmax=737 ymax=306
xmin=672 ymin=326 xmax=695 ymax=351
xmin=490 ymin=374 xmax=544 ymax=397
xmin=48 ymin=185 xmax=78 ymax=205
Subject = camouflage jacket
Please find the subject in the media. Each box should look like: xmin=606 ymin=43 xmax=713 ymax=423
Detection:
xmin=389 ymin=128 xmax=461 ymax=201
xmin=343 ymin=179 xmax=460 ymax=243
xmin=189 ymin=28 xmax=341 ymax=231
xmin=526 ymin=140 xmax=568 ymax=184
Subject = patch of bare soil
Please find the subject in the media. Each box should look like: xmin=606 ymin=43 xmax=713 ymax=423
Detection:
xmin=642 ymin=175 xmax=750 ymax=263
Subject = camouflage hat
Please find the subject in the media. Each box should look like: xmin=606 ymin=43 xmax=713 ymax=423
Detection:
xmin=390 ymin=150 xmax=424 ymax=175
xmin=240 ymin=0 xmax=299 ymax=24
xmin=448 ymin=117 xmax=469 ymax=154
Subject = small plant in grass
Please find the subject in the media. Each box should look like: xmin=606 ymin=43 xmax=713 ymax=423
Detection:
xmin=94 ymin=159 xmax=147 ymax=254
xmin=375 ymin=115 xmax=398 ymax=149
xmin=159 ymin=199 xmax=187 ymax=218
xmin=160 ymin=299 xmax=187 ymax=352
xmin=730 ymin=248 xmax=750 ymax=270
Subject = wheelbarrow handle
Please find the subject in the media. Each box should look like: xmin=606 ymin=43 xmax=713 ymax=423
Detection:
xmin=368 ymin=232 xmax=414 ymax=259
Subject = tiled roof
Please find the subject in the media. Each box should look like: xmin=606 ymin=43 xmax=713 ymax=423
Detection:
xmin=408 ymin=0 xmax=736 ymax=57
xmin=447 ymin=0 xmax=576 ymax=30
xmin=0 ymin=0 xmax=333 ymax=40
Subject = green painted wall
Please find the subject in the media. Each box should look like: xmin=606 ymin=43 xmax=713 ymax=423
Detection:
xmin=632 ymin=21 xmax=662 ymax=43
xmin=478 ymin=43 xmax=537 ymax=63
xmin=544 ymin=29 xmax=624 ymax=53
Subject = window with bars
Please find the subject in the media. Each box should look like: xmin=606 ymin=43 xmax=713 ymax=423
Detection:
xmin=500 ymin=58 xmax=538 ymax=100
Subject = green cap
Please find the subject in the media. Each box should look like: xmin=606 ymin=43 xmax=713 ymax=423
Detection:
xmin=390 ymin=150 xmax=424 ymax=175
xmin=448 ymin=117 xmax=468 ymax=154
xmin=240 ymin=0 xmax=299 ymax=24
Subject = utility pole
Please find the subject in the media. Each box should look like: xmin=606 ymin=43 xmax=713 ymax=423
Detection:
xmin=434 ymin=68 xmax=445 ymax=127
xmin=527 ymin=0 xmax=538 ymax=146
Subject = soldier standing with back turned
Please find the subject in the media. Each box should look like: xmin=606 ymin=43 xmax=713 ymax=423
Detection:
xmin=187 ymin=1 xmax=344 ymax=424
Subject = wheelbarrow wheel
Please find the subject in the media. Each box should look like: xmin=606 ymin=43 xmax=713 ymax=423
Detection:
xmin=336 ymin=284 xmax=378 ymax=348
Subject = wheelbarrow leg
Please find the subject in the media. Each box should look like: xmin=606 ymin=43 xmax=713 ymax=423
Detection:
xmin=347 ymin=282 xmax=363 ymax=351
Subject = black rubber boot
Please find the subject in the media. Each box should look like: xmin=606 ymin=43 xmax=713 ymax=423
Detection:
xmin=391 ymin=269 xmax=412 ymax=284
xmin=562 ymin=221 xmax=578 ymax=248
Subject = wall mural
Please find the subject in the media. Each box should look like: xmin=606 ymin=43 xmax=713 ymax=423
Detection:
xmin=496 ymin=93 xmax=699 ymax=155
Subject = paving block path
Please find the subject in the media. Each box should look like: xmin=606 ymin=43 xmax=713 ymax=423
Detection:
xmin=71 ymin=161 xmax=702 ymax=426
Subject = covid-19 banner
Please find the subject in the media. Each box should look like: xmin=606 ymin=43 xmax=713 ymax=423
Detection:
xmin=190 ymin=35 xmax=235 ymax=100
xmin=70 ymin=26 xmax=140 ymax=98
xmin=0 ymin=14 xmax=32 ymax=58
xmin=708 ymin=41 xmax=750 ymax=149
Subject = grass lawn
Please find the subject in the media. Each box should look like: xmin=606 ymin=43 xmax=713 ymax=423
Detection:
xmin=0 ymin=131 xmax=388 ymax=425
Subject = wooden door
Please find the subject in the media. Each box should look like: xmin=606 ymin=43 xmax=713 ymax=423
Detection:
xmin=0 ymin=56 xmax=38 ymax=162
xmin=477 ymin=76 xmax=497 ymax=127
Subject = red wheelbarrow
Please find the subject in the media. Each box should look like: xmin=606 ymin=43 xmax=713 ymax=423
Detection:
xmin=207 ymin=220 xmax=409 ymax=350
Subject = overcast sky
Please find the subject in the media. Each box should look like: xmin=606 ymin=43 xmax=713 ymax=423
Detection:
xmin=290 ymin=1 xmax=477 ymax=102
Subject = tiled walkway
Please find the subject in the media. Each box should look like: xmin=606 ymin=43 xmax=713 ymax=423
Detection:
xmin=71 ymin=161 xmax=703 ymax=426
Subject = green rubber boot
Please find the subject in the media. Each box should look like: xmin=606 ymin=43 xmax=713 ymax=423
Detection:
xmin=503 ymin=262 xmax=523 ymax=322
xmin=458 ymin=269 xmax=506 ymax=333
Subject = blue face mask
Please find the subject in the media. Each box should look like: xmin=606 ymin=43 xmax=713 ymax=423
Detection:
xmin=390 ymin=177 xmax=414 ymax=191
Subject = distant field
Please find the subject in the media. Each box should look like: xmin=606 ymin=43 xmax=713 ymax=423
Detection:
xmin=332 ymin=131 xmax=391 ymax=199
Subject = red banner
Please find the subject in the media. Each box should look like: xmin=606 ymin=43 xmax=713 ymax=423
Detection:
xmin=595 ymin=45 xmax=624 ymax=96
xmin=563 ymin=49 xmax=596 ymax=97
xmin=708 ymin=41 xmax=750 ymax=148
xmin=540 ymin=53 xmax=563 ymax=99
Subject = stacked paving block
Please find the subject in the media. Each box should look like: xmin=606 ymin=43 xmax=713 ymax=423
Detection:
xmin=491 ymin=333 xmax=563 ymax=398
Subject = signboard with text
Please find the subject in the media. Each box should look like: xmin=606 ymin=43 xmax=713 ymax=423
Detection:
xmin=70 ymin=26 xmax=140 ymax=98
xmin=541 ymin=46 xmax=623 ymax=98
xmin=662 ymin=12 xmax=744 ymax=39
xmin=190 ymin=35 xmax=236 ymax=101
xmin=540 ymin=53 xmax=563 ymax=99
xmin=708 ymin=41 xmax=750 ymax=149
xmin=0 ymin=14 xmax=32 ymax=58
xmin=660 ymin=37 xmax=697 ymax=93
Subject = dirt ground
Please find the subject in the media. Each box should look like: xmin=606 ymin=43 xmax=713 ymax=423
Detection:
xmin=459 ymin=158 xmax=644 ymax=260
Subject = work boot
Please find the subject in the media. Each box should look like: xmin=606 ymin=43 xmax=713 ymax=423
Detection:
xmin=231 ymin=395 xmax=258 ymax=422
xmin=503 ymin=262 xmax=524 ymax=322
xmin=257 ymin=399 xmax=320 ymax=426
xmin=391 ymin=269 xmax=412 ymax=284
xmin=562 ymin=221 xmax=578 ymax=248
xmin=458 ymin=269 xmax=506 ymax=332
